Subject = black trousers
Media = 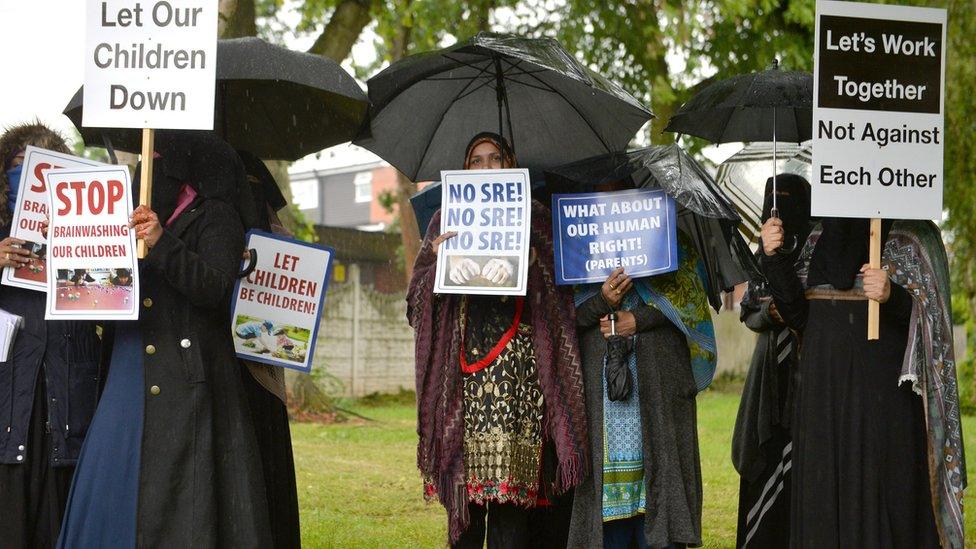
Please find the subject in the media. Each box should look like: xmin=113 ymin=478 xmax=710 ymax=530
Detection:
xmin=453 ymin=503 xmax=530 ymax=549
xmin=453 ymin=491 xmax=574 ymax=549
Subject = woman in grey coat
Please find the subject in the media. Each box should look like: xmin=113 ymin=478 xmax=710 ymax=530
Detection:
xmin=568 ymin=236 xmax=717 ymax=548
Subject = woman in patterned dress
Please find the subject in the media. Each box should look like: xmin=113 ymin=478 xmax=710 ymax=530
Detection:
xmin=407 ymin=132 xmax=589 ymax=548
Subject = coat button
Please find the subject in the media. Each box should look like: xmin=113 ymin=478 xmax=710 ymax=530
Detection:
xmin=150 ymin=385 xmax=161 ymax=395
xmin=16 ymin=455 xmax=23 ymax=461
xmin=143 ymin=298 xmax=153 ymax=308
xmin=180 ymin=338 xmax=191 ymax=349
xmin=17 ymin=444 xmax=24 ymax=451
xmin=145 ymin=344 xmax=156 ymax=355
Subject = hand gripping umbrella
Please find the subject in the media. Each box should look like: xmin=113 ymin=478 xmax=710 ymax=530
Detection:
xmin=664 ymin=59 xmax=812 ymax=252
xmin=354 ymin=32 xmax=653 ymax=182
xmin=64 ymin=37 xmax=368 ymax=161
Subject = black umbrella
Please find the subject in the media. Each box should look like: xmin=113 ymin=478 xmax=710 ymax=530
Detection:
xmin=64 ymin=37 xmax=368 ymax=160
xmin=354 ymin=32 xmax=652 ymax=182
xmin=664 ymin=59 xmax=812 ymax=220
xmin=605 ymin=312 xmax=633 ymax=402
xmin=545 ymin=144 xmax=754 ymax=308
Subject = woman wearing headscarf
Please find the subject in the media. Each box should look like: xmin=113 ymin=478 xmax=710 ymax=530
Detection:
xmin=731 ymin=174 xmax=810 ymax=548
xmin=760 ymin=207 xmax=964 ymax=546
xmin=407 ymin=132 xmax=589 ymax=548
xmin=0 ymin=122 xmax=101 ymax=549
xmin=567 ymin=184 xmax=717 ymax=549
xmin=57 ymin=131 xmax=272 ymax=548
xmin=234 ymin=149 xmax=301 ymax=549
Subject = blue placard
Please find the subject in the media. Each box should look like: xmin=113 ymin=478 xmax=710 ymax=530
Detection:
xmin=551 ymin=189 xmax=678 ymax=285
xmin=230 ymin=230 xmax=335 ymax=373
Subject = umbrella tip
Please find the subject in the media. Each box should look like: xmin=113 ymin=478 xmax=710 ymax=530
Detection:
xmin=771 ymin=57 xmax=780 ymax=70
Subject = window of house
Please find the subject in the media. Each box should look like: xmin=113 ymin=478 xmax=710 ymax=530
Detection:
xmin=354 ymin=171 xmax=373 ymax=203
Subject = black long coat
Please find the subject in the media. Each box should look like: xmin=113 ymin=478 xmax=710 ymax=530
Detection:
xmin=106 ymin=193 xmax=272 ymax=547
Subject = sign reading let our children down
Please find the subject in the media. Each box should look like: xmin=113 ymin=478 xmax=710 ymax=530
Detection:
xmin=83 ymin=0 xmax=217 ymax=130
xmin=2 ymin=147 xmax=103 ymax=292
xmin=552 ymin=189 xmax=678 ymax=285
xmin=812 ymin=0 xmax=946 ymax=219
xmin=435 ymin=169 xmax=531 ymax=296
xmin=44 ymin=166 xmax=139 ymax=321
xmin=231 ymin=232 xmax=334 ymax=373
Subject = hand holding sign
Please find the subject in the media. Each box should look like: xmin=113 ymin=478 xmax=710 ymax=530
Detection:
xmin=129 ymin=205 xmax=163 ymax=248
xmin=860 ymin=263 xmax=891 ymax=303
xmin=0 ymin=237 xmax=32 ymax=268
xmin=601 ymin=267 xmax=632 ymax=309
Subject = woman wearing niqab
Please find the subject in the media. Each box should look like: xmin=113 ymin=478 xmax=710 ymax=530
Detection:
xmin=760 ymin=204 xmax=965 ymax=547
xmin=57 ymin=131 xmax=272 ymax=548
xmin=731 ymin=174 xmax=811 ymax=547
xmin=407 ymin=132 xmax=589 ymax=547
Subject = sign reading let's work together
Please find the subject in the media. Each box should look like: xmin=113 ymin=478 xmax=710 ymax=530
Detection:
xmin=812 ymin=0 xmax=946 ymax=220
xmin=552 ymin=189 xmax=678 ymax=285
xmin=84 ymin=0 xmax=217 ymax=130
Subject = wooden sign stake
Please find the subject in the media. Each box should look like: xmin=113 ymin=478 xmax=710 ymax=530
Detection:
xmin=137 ymin=128 xmax=154 ymax=259
xmin=867 ymin=217 xmax=881 ymax=340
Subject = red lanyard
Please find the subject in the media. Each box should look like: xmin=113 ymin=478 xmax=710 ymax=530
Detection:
xmin=459 ymin=297 xmax=525 ymax=374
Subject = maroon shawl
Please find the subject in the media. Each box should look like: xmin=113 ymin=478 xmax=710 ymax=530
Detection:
xmin=407 ymin=200 xmax=589 ymax=542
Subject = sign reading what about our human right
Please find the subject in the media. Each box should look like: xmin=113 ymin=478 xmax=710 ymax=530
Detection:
xmin=812 ymin=0 xmax=946 ymax=220
xmin=2 ymin=146 xmax=104 ymax=292
xmin=552 ymin=189 xmax=678 ymax=285
xmin=434 ymin=169 xmax=531 ymax=296
xmin=45 ymin=165 xmax=139 ymax=320
xmin=231 ymin=231 xmax=333 ymax=373
xmin=84 ymin=0 xmax=218 ymax=130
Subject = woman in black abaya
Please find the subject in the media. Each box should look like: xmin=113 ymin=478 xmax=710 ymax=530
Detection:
xmin=760 ymin=210 xmax=964 ymax=547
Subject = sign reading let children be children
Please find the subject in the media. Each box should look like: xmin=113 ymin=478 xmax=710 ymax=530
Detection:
xmin=84 ymin=0 xmax=217 ymax=130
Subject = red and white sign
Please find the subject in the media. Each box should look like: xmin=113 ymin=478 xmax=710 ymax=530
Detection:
xmin=2 ymin=147 xmax=103 ymax=291
xmin=45 ymin=165 xmax=139 ymax=320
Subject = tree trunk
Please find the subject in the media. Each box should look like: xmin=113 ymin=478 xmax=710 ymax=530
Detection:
xmin=218 ymin=0 xmax=256 ymax=39
xmin=308 ymin=0 xmax=373 ymax=62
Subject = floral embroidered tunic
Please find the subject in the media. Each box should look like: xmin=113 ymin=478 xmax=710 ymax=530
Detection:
xmin=460 ymin=295 xmax=544 ymax=507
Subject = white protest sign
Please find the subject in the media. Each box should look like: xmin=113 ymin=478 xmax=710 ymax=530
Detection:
xmin=435 ymin=169 xmax=531 ymax=296
xmin=2 ymin=147 xmax=104 ymax=292
xmin=812 ymin=0 xmax=946 ymax=219
xmin=45 ymin=166 xmax=139 ymax=320
xmin=83 ymin=0 xmax=218 ymax=130
xmin=231 ymin=232 xmax=333 ymax=373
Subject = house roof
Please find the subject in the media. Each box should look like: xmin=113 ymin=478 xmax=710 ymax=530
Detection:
xmin=314 ymin=225 xmax=402 ymax=263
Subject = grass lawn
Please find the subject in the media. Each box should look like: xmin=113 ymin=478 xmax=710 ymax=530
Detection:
xmin=292 ymin=392 xmax=976 ymax=548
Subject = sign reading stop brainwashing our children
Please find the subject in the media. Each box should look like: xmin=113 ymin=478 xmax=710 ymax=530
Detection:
xmin=435 ymin=169 xmax=531 ymax=296
xmin=44 ymin=166 xmax=139 ymax=321
xmin=551 ymin=189 xmax=678 ymax=285
xmin=231 ymin=232 xmax=334 ymax=373
xmin=2 ymin=147 xmax=104 ymax=292
xmin=84 ymin=0 xmax=218 ymax=130
xmin=812 ymin=0 xmax=946 ymax=220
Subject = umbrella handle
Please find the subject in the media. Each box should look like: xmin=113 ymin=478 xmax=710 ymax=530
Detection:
xmin=609 ymin=311 xmax=617 ymax=336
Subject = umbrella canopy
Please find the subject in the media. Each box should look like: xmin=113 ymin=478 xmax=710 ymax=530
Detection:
xmin=64 ymin=37 xmax=368 ymax=160
xmin=544 ymin=144 xmax=740 ymax=221
xmin=355 ymin=32 xmax=653 ymax=182
xmin=715 ymin=142 xmax=812 ymax=247
xmin=664 ymin=61 xmax=813 ymax=144
xmin=545 ymin=145 xmax=753 ymax=309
